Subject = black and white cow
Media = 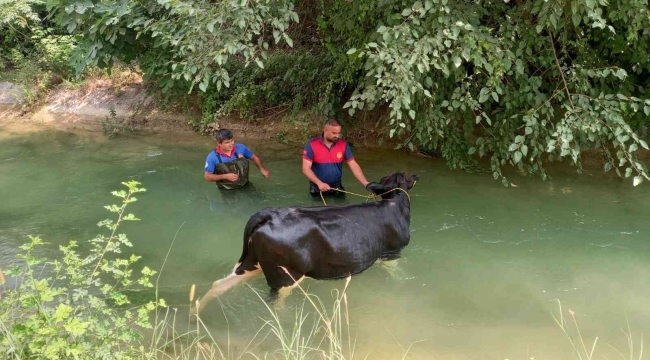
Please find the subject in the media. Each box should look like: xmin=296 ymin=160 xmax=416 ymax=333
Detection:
xmin=194 ymin=172 xmax=418 ymax=314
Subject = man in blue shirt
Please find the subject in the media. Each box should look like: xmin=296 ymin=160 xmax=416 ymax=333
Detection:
xmin=204 ymin=129 xmax=270 ymax=188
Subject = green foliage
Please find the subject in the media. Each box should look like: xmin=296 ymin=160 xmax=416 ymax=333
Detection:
xmin=199 ymin=51 xmax=335 ymax=125
xmin=45 ymin=0 xmax=650 ymax=185
xmin=1 ymin=0 xmax=76 ymax=73
xmin=344 ymin=0 xmax=650 ymax=185
xmin=101 ymin=106 xmax=134 ymax=138
xmin=0 ymin=181 xmax=164 ymax=359
xmin=46 ymin=0 xmax=298 ymax=93
xmin=0 ymin=0 xmax=77 ymax=106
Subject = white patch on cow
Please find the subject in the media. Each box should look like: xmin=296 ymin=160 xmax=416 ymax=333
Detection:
xmin=275 ymin=275 xmax=306 ymax=309
xmin=376 ymin=259 xmax=405 ymax=280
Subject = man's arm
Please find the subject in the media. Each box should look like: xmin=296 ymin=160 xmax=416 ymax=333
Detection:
xmin=204 ymin=172 xmax=237 ymax=182
xmin=347 ymin=159 xmax=370 ymax=187
xmin=250 ymin=154 xmax=270 ymax=179
xmin=204 ymin=154 xmax=237 ymax=182
xmin=302 ymin=158 xmax=330 ymax=191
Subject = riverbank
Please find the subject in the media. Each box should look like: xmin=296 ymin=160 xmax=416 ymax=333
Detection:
xmin=0 ymin=74 xmax=388 ymax=149
xmin=2 ymin=74 xmax=649 ymax=187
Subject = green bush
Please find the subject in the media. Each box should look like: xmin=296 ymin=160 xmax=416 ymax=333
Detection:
xmin=0 ymin=0 xmax=77 ymax=106
xmin=0 ymin=181 xmax=162 ymax=359
xmin=35 ymin=31 xmax=76 ymax=77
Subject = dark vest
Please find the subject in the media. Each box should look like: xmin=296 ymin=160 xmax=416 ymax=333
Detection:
xmin=213 ymin=150 xmax=250 ymax=190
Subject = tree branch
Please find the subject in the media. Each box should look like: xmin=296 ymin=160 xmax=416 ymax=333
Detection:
xmin=549 ymin=33 xmax=574 ymax=109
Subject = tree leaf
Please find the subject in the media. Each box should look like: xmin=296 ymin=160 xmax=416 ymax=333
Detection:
xmin=633 ymin=176 xmax=643 ymax=186
xmin=514 ymin=151 xmax=522 ymax=163
xmin=453 ymin=56 xmax=461 ymax=68
xmin=283 ymin=33 xmax=293 ymax=47
xmin=572 ymin=14 xmax=581 ymax=27
xmin=468 ymin=147 xmax=476 ymax=155
xmin=346 ymin=48 xmax=357 ymax=55
xmin=640 ymin=140 xmax=649 ymax=150
xmin=207 ymin=20 xmax=216 ymax=33
xmin=409 ymin=110 xmax=416 ymax=119
xmin=402 ymin=8 xmax=412 ymax=16
xmin=255 ymin=58 xmax=264 ymax=69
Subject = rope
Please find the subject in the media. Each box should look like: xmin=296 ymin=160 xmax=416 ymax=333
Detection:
xmin=319 ymin=182 xmax=415 ymax=206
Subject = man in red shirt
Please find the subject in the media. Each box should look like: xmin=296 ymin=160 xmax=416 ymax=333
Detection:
xmin=302 ymin=118 xmax=370 ymax=198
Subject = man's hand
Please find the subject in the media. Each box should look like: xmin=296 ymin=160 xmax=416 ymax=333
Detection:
xmin=223 ymin=173 xmax=239 ymax=182
xmin=317 ymin=182 xmax=331 ymax=192
xmin=260 ymin=168 xmax=271 ymax=179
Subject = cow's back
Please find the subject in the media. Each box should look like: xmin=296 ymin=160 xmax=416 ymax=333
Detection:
xmin=248 ymin=201 xmax=410 ymax=280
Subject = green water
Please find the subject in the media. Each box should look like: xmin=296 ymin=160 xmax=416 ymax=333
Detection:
xmin=1 ymin=129 xmax=649 ymax=359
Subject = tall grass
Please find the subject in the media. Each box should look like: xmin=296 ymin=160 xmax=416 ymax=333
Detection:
xmin=142 ymin=273 xmax=363 ymax=360
xmin=551 ymin=299 xmax=644 ymax=360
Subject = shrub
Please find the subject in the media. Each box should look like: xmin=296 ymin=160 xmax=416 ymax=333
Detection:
xmin=0 ymin=181 xmax=163 ymax=359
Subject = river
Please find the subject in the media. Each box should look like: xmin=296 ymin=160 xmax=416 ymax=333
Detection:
xmin=1 ymin=129 xmax=649 ymax=359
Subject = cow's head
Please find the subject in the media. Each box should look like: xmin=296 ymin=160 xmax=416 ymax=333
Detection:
xmin=366 ymin=172 xmax=419 ymax=199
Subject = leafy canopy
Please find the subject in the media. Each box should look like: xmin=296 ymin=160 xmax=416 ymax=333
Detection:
xmin=47 ymin=0 xmax=650 ymax=185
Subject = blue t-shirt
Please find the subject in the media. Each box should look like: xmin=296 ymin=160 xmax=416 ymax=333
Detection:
xmin=204 ymin=143 xmax=254 ymax=173
xmin=302 ymin=136 xmax=354 ymax=185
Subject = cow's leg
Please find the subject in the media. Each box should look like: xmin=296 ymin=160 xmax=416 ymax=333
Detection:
xmin=193 ymin=263 xmax=262 ymax=316
xmin=376 ymin=257 xmax=405 ymax=280
xmin=261 ymin=264 xmax=304 ymax=306
xmin=274 ymin=275 xmax=306 ymax=310
xmin=379 ymin=250 xmax=402 ymax=261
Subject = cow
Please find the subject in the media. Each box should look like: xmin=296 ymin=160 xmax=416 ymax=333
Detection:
xmin=193 ymin=172 xmax=419 ymax=315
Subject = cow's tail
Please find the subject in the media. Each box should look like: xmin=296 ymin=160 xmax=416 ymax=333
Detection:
xmin=237 ymin=210 xmax=271 ymax=265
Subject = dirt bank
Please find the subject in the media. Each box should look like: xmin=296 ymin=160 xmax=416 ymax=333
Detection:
xmin=0 ymin=76 xmax=388 ymax=149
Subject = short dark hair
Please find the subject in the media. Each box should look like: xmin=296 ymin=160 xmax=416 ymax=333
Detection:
xmin=214 ymin=129 xmax=234 ymax=143
xmin=325 ymin=118 xmax=341 ymax=127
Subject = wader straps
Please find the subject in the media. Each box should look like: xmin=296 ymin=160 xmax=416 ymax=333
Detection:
xmin=214 ymin=149 xmax=239 ymax=164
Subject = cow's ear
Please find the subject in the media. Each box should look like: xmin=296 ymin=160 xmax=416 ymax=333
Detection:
xmin=407 ymin=175 xmax=419 ymax=189
xmin=366 ymin=182 xmax=390 ymax=195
